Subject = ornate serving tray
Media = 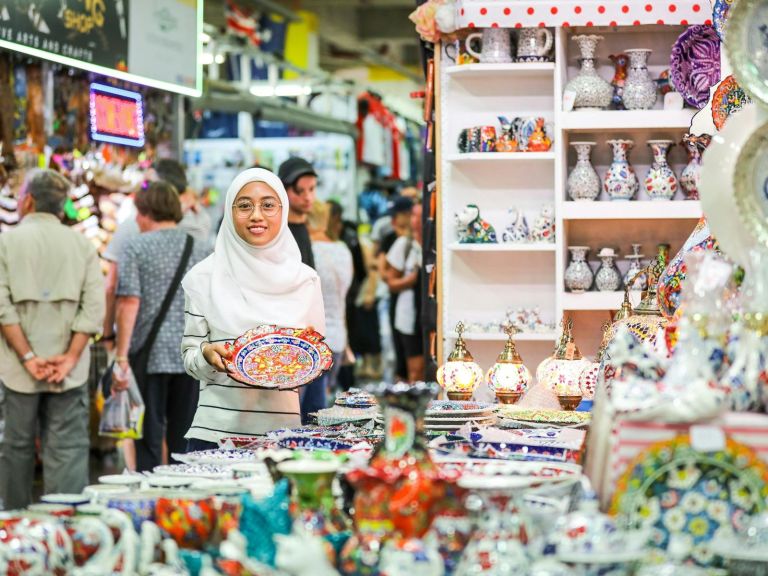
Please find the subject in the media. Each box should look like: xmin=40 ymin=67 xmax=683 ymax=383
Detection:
xmin=225 ymin=325 xmax=333 ymax=389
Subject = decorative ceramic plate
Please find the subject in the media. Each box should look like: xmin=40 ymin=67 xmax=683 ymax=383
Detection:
xmin=612 ymin=435 xmax=768 ymax=566
xmin=151 ymin=464 xmax=233 ymax=479
xmin=496 ymin=408 xmax=592 ymax=425
xmin=726 ymin=0 xmax=768 ymax=105
xmin=712 ymin=75 xmax=752 ymax=131
xmin=274 ymin=436 xmax=356 ymax=452
xmin=733 ymin=118 xmax=768 ymax=251
xmin=172 ymin=449 xmax=260 ymax=466
xmin=670 ymin=25 xmax=721 ymax=109
xmin=225 ymin=325 xmax=333 ymax=389
xmin=712 ymin=0 xmax=733 ymax=41
xmin=427 ymin=400 xmax=495 ymax=415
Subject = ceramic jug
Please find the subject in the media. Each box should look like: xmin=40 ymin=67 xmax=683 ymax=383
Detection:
xmin=466 ymin=28 xmax=513 ymax=64
xmin=516 ymin=28 xmax=553 ymax=62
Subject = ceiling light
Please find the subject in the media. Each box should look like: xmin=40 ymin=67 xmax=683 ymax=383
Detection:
xmin=200 ymin=32 xmax=211 ymax=44
xmin=200 ymin=53 xmax=214 ymax=65
xmin=214 ymin=54 xmax=226 ymax=64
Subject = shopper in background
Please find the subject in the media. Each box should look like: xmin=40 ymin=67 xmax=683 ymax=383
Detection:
xmin=278 ymin=157 xmax=317 ymax=269
xmin=307 ymin=200 xmax=353 ymax=400
xmin=181 ymin=168 xmax=325 ymax=448
xmin=386 ymin=201 xmax=424 ymax=384
xmin=112 ymin=182 xmax=209 ymax=472
xmin=378 ymin=196 xmax=415 ymax=381
xmin=0 ymin=169 xmax=105 ymax=509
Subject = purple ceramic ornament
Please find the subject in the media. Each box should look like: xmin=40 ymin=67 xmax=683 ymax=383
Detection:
xmin=670 ymin=25 xmax=721 ymax=109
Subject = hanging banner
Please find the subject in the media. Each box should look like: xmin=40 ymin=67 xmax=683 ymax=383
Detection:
xmin=0 ymin=0 xmax=201 ymax=96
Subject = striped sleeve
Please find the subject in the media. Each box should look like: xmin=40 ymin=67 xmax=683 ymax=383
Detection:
xmin=181 ymin=294 xmax=219 ymax=383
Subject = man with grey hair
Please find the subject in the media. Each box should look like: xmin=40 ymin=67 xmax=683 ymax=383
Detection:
xmin=0 ymin=169 xmax=105 ymax=509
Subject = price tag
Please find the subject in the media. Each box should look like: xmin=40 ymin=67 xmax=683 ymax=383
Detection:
xmin=664 ymin=92 xmax=684 ymax=110
xmin=563 ymin=90 xmax=577 ymax=112
xmin=690 ymin=425 xmax=726 ymax=453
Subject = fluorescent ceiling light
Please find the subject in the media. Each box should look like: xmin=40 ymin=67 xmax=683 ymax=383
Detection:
xmin=249 ymin=84 xmax=312 ymax=97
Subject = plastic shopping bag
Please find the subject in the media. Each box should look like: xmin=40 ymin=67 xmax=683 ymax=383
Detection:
xmin=98 ymin=363 xmax=145 ymax=439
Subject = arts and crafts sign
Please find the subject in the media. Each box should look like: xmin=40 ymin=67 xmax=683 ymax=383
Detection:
xmin=0 ymin=0 xmax=200 ymax=96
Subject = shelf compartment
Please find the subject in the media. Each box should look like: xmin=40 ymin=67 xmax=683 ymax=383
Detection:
xmin=447 ymin=331 xmax=558 ymax=342
xmin=561 ymin=109 xmax=696 ymax=131
xmin=447 ymin=152 xmax=556 ymax=163
xmin=561 ymin=201 xmax=701 ymax=220
xmin=446 ymin=62 xmax=556 ymax=78
xmin=449 ymin=242 xmax=556 ymax=252
xmin=562 ymin=291 xmax=642 ymax=311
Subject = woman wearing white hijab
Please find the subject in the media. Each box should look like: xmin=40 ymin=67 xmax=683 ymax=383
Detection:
xmin=180 ymin=168 xmax=325 ymax=449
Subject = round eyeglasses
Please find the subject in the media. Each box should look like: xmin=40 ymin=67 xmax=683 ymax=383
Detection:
xmin=233 ymin=199 xmax=282 ymax=218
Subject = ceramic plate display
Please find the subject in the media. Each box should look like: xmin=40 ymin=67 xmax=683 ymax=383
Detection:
xmin=712 ymin=75 xmax=752 ymax=131
xmin=701 ymin=103 xmax=767 ymax=268
xmin=151 ymin=464 xmax=233 ymax=480
xmin=670 ymin=25 xmax=721 ymax=108
xmin=496 ymin=407 xmax=592 ymax=426
xmin=172 ymin=449 xmax=260 ymax=466
xmin=225 ymin=325 xmax=333 ymax=389
xmin=426 ymin=400 xmax=495 ymax=416
xmin=274 ymin=436 xmax=356 ymax=452
xmin=98 ymin=474 xmax=143 ymax=487
xmin=611 ymin=435 xmax=768 ymax=566
xmin=726 ymin=0 xmax=768 ymax=105
xmin=712 ymin=0 xmax=733 ymax=41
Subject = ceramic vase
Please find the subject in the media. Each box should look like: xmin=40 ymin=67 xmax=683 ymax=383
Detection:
xmin=604 ymin=139 xmax=639 ymax=201
xmin=609 ymin=53 xmax=629 ymax=110
xmin=567 ymin=142 xmax=601 ymax=201
xmin=624 ymin=255 xmax=647 ymax=291
xmin=595 ymin=251 xmax=622 ymax=292
xmin=680 ymin=133 xmax=711 ymax=201
xmin=644 ymin=140 xmax=678 ymax=201
xmin=565 ymin=246 xmax=594 ymax=293
xmin=622 ymin=49 xmax=657 ymax=110
xmin=565 ymin=36 xmax=613 ymax=110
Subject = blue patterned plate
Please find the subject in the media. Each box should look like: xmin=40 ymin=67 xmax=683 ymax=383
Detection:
xmin=713 ymin=0 xmax=733 ymax=41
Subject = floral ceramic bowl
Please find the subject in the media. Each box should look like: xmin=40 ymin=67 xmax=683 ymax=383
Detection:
xmin=155 ymin=491 xmax=217 ymax=550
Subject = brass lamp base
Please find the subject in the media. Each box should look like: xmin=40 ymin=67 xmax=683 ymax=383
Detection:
xmin=496 ymin=391 xmax=523 ymax=405
xmin=447 ymin=391 xmax=473 ymax=401
xmin=558 ymin=394 xmax=583 ymax=411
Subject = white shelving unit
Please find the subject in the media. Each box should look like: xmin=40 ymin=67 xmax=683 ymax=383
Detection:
xmin=437 ymin=21 xmax=705 ymax=368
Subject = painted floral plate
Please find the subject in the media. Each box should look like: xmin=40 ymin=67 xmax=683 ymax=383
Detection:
xmin=611 ymin=435 xmax=768 ymax=566
xmin=496 ymin=407 xmax=592 ymax=426
xmin=274 ymin=436 xmax=356 ymax=452
xmin=225 ymin=325 xmax=333 ymax=389
xmin=712 ymin=75 xmax=752 ymax=131
xmin=725 ymin=0 xmax=768 ymax=105
xmin=712 ymin=0 xmax=733 ymax=41
xmin=670 ymin=25 xmax=721 ymax=109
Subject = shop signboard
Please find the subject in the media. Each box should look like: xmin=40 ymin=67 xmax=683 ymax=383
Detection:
xmin=89 ymin=82 xmax=145 ymax=147
xmin=0 ymin=0 xmax=201 ymax=96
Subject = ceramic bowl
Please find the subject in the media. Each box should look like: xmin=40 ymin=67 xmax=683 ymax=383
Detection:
xmin=98 ymin=474 xmax=143 ymax=488
xmin=106 ymin=492 xmax=159 ymax=532
xmin=40 ymin=493 xmax=91 ymax=506
xmin=26 ymin=502 xmax=76 ymax=517
xmin=83 ymin=484 xmax=131 ymax=503
xmin=230 ymin=462 xmax=271 ymax=479
xmin=146 ymin=475 xmax=195 ymax=489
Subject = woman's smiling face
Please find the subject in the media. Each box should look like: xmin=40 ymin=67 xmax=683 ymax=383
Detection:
xmin=232 ymin=181 xmax=283 ymax=247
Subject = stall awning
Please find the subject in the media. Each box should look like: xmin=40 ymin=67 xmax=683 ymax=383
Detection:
xmin=454 ymin=0 xmax=710 ymax=29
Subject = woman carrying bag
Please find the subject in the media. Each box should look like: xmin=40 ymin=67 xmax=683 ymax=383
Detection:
xmin=181 ymin=168 xmax=325 ymax=450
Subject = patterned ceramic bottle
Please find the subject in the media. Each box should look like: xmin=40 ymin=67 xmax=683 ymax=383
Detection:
xmin=680 ymin=134 xmax=711 ymax=201
xmin=565 ymin=246 xmax=594 ymax=293
xmin=595 ymin=249 xmax=622 ymax=292
xmin=567 ymin=142 xmax=601 ymax=201
xmin=604 ymin=139 xmax=639 ymax=201
xmin=622 ymin=49 xmax=658 ymax=110
xmin=565 ymin=35 xmax=613 ymax=110
xmin=645 ymin=140 xmax=678 ymax=201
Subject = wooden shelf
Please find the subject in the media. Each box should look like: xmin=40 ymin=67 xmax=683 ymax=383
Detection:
xmin=447 ymin=152 xmax=556 ymax=163
xmin=562 ymin=291 xmax=642 ymax=311
xmin=562 ymin=201 xmax=701 ymax=220
xmin=449 ymin=242 xmax=556 ymax=252
xmin=447 ymin=331 xmax=558 ymax=342
xmin=561 ymin=109 xmax=696 ymax=131
xmin=445 ymin=62 xmax=555 ymax=79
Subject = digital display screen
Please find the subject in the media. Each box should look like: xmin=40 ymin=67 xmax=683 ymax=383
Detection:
xmin=89 ymin=83 xmax=145 ymax=148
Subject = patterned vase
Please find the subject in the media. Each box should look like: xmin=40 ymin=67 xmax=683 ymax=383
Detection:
xmin=567 ymin=141 xmax=601 ymax=201
xmin=680 ymin=134 xmax=711 ymax=201
xmin=609 ymin=53 xmax=629 ymax=110
xmin=595 ymin=250 xmax=622 ymax=292
xmin=565 ymin=246 xmax=594 ymax=293
xmin=622 ymin=49 xmax=657 ymax=110
xmin=657 ymin=217 xmax=720 ymax=319
xmin=644 ymin=140 xmax=678 ymax=201
xmin=565 ymin=35 xmax=613 ymax=110
xmin=623 ymin=255 xmax=647 ymax=291
xmin=604 ymin=139 xmax=639 ymax=201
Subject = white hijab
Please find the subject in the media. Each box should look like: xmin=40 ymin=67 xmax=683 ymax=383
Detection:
xmin=182 ymin=168 xmax=325 ymax=337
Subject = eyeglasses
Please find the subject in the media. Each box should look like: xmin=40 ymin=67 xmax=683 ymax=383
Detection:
xmin=233 ymin=199 xmax=282 ymax=218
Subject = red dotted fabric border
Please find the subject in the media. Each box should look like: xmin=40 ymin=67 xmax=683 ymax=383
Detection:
xmin=456 ymin=0 xmax=709 ymax=28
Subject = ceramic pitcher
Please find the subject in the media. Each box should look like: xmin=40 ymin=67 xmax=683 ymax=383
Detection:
xmin=466 ymin=28 xmax=513 ymax=64
xmin=516 ymin=28 xmax=553 ymax=62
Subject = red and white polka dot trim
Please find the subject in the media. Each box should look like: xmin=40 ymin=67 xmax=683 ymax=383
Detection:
xmin=454 ymin=0 xmax=708 ymax=28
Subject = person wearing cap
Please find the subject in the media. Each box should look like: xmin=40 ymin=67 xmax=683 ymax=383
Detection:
xmin=278 ymin=157 xmax=318 ymax=270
